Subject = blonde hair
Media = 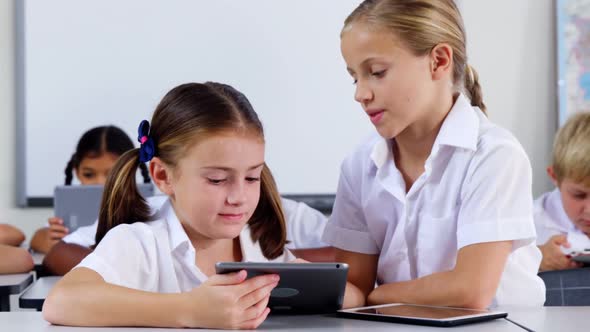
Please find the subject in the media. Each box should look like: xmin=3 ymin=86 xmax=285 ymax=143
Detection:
xmin=552 ymin=112 xmax=590 ymax=187
xmin=344 ymin=0 xmax=486 ymax=113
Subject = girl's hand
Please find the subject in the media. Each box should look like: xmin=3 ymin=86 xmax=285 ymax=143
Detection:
xmin=179 ymin=270 xmax=279 ymax=329
xmin=539 ymin=235 xmax=582 ymax=271
xmin=48 ymin=217 xmax=69 ymax=241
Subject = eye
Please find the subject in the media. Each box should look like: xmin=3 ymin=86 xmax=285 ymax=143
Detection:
xmin=573 ymin=193 xmax=587 ymax=200
xmin=246 ymin=177 xmax=260 ymax=183
xmin=82 ymin=173 xmax=95 ymax=178
xmin=207 ymin=178 xmax=227 ymax=185
xmin=371 ymin=69 xmax=386 ymax=78
xmin=352 ymin=78 xmax=358 ymax=85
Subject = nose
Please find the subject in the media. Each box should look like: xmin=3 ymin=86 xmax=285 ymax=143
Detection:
xmin=226 ymin=181 xmax=247 ymax=206
xmin=354 ymin=80 xmax=373 ymax=105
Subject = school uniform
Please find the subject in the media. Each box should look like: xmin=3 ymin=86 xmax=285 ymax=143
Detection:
xmin=534 ymin=188 xmax=586 ymax=245
xmin=75 ymin=197 xmax=294 ymax=292
xmin=322 ymin=93 xmax=545 ymax=307
xmin=63 ymin=197 xmax=328 ymax=249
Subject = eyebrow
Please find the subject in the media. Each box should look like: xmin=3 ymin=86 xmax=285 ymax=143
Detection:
xmin=201 ymin=163 xmax=265 ymax=172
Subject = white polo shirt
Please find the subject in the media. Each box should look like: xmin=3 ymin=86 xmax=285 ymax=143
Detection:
xmin=322 ymin=94 xmax=545 ymax=307
xmin=63 ymin=197 xmax=328 ymax=250
xmin=534 ymin=188 xmax=587 ymax=245
xmin=75 ymin=198 xmax=294 ymax=292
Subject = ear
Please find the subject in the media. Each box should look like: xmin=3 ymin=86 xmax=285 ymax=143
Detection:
xmin=429 ymin=43 xmax=453 ymax=81
xmin=547 ymin=165 xmax=559 ymax=186
xmin=150 ymin=157 xmax=174 ymax=195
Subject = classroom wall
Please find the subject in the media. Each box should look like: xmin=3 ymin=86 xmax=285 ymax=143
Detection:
xmin=1 ymin=0 xmax=52 ymax=241
xmin=1 ymin=0 xmax=556 ymax=240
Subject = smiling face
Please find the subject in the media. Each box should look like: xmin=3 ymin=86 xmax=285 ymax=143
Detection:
xmin=340 ymin=23 xmax=440 ymax=139
xmin=159 ymin=132 xmax=265 ymax=240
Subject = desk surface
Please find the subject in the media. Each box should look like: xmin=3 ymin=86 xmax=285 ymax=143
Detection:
xmin=0 ymin=273 xmax=34 ymax=295
xmin=19 ymin=276 xmax=60 ymax=310
xmin=0 ymin=311 xmax=523 ymax=331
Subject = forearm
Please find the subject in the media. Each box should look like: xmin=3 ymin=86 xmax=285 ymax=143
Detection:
xmin=0 ymin=224 xmax=26 ymax=246
xmin=43 ymin=273 xmax=188 ymax=327
xmin=290 ymin=247 xmax=336 ymax=262
xmin=343 ymin=281 xmax=367 ymax=308
xmin=368 ymin=270 xmax=494 ymax=309
xmin=43 ymin=241 xmax=93 ymax=276
xmin=0 ymin=245 xmax=34 ymax=273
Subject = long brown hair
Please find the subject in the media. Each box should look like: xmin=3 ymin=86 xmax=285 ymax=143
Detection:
xmin=96 ymin=82 xmax=287 ymax=259
xmin=344 ymin=0 xmax=486 ymax=114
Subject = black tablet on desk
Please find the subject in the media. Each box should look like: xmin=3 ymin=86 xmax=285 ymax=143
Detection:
xmin=337 ymin=303 xmax=508 ymax=327
xmin=215 ymin=262 xmax=348 ymax=314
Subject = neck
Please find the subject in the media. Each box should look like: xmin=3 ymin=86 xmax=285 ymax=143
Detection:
xmin=394 ymin=93 xmax=455 ymax=164
xmin=392 ymin=93 xmax=455 ymax=191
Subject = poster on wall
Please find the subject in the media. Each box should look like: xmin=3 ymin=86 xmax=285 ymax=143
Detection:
xmin=556 ymin=0 xmax=590 ymax=125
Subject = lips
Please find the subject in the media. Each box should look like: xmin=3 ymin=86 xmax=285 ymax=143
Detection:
xmin=366 ymin=109 xmax=385 ymax=124
xmin=218 ymin=213 xmax=245 ymax=221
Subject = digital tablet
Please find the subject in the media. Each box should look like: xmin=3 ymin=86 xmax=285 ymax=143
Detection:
xmin=572 ymin=254 xmax=590 ymax=264
xmin=54 ymin=184 xmax=155 ymax=232
xmin=337 ymin=303 xmax=508 ymax=327
xmin=215 ymin=262 xmax=348 ymax=314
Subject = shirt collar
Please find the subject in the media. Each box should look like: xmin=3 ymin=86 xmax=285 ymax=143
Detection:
xmin=165 ymin=201 xmax=265 ymax=260
xmin=163 ymin=199 xmax=192 ymax=254
xmin=369 ymin=93 xmax=480 ymax=169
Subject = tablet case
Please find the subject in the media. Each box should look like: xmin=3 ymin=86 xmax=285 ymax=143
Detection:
xmin=216 ymin=262 xmax=348 ymax=314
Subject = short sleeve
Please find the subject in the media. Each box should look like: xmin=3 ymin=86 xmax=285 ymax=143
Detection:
xmin=74 ymin=224 xmax=156 ymax=290
xmin=457 ymin=141 xmax=537 ymax=251
xmin=282 ymin=198 xmax=328 ymax=249
xmin=62 ymin=220 xmax=98 ymax=247
xmin=322 ymin=160 xmax=379 ymax=254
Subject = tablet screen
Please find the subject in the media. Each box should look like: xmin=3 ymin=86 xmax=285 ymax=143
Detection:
xmin=354 ymin=304 xmax=489 ymax=319
xmin=339 ymin=303 xmax=508 ymax=326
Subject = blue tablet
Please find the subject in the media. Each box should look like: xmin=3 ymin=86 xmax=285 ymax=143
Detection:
xmin=215 ymin=262 xmax=348 ymax=314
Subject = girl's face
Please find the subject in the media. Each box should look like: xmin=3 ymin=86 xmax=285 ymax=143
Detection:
xmin=162 ymin=133 xmax=265 ymax=241
xmin=75 ymin=152 xmax=119 ymax=185
xmin=340 ymin=23 xmax=439 ymax=139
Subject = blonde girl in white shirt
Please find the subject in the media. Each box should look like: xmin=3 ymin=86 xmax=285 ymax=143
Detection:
xmin=43 ymin=82 xmax=294 ymax=329
xmin=323 ymin=0 xmax=545 ymax=309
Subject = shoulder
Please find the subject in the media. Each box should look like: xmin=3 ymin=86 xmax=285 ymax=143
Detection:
xmin=476 ymin=115 xmax=528 ymax=160
xmin=466 ymin=114 xmax=531 ymax=178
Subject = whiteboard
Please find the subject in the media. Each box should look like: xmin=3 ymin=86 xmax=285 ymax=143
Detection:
xmin=16 ymin=0 xmax=372 ymax=206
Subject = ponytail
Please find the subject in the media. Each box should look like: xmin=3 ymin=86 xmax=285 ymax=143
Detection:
xmin=95 ymin=148 xmax=151 ymax=245
xmin=248 ymin=164 xmax=287 ymax=259
xmin=464 ymin=64 xmax=487 ymax=115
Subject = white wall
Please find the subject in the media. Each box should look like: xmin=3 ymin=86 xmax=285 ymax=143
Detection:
xmin=1 ymin=0 xmax=52 ymax=240
xmin=1 ymin=0 xmax=556 ymax=240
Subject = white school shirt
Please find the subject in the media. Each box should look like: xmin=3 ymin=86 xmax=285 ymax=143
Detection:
xmin=75 ymin=197 xmax=295 ymax=292
xmin=322 ymin=93 xmax=545 ymax=307
xmin=533 ymin=188 xmax=587 ymax=245
xmin=63 ymin=197 xmax=328 ymax=249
